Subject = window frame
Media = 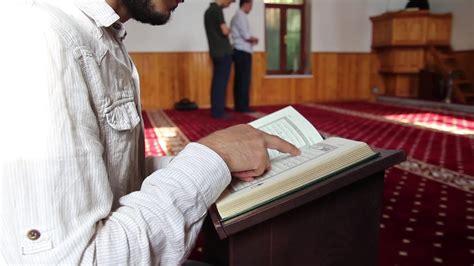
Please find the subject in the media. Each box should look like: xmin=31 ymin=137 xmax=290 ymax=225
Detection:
xmin=264 ymin=2 xmax=307 ymax=75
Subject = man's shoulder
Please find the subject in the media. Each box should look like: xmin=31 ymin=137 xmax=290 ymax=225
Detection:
xmin=204 ymin=5 xmax=214 ymax=19
xmin=205 ymin=4 xmax=223 ymax=23
xmin=230 ymin=12 xmax=238 ymax=25
xmin=26 ymin=1 xmax=97 ymax=50
xmin=232 ymin=9 xmax=244 ymax=20
xmin=207 ymin=3 xmax=223 ymax=14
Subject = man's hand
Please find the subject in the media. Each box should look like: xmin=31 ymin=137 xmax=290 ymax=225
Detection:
xmin=220 ymin=23 xmax=231 ymax=36
xmin=249 ymin=36 xmax=259 ymax=45
xmin=198 ymin=124 xmax=300 ymax=182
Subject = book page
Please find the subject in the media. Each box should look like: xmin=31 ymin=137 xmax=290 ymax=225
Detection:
xmin=229 ymin=142 xmax=338 ymax=193
xmin=249 ymin=106 xmax=323 ymax=160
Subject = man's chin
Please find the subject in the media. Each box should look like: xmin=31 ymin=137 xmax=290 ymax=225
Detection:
xmin=121 ymin=0 xmax=171 ymax=26
xmin=134 ymin=12 xmax=170 ymax=25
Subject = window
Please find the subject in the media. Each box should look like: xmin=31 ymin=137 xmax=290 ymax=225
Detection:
xmin=264 ymin=0 xmax=310 ymax=75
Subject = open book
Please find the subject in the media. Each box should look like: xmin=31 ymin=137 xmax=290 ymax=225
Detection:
xmin=215 ymin=106 xmax=379 ymax=221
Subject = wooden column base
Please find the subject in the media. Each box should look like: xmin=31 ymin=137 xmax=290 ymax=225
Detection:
xmin=384 ymin=74 xmax=420 ymax=97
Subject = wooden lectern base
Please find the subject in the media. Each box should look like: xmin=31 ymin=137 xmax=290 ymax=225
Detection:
xmin=203 ymin=150 xmax=405 ymax=266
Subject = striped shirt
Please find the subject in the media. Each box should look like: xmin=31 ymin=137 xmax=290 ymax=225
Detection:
xmin=231 ymin=9 xmax=253 ymax=54
xmin=0 ymin=0 xmax=231 ymax=265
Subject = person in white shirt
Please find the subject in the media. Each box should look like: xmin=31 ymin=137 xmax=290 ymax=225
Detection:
xmin=230 ymin=0 xmax=258 ymax=113
xmin=0 ymin=0 xmax=299 ymax=265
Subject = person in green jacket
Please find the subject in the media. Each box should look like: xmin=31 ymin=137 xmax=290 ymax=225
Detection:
xmin=204 ymin=0 xmax=235 ymax=119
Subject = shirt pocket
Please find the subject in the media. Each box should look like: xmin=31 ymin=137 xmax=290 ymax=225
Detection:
xmin=20 ymin=228 xmax=53 ymax=256
xmin=104 ymin=90 xmax=140 ymax=131
xmin=103 ymin=89 xmax=143 ymax=200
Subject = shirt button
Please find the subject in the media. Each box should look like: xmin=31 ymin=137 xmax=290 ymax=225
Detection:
xmin=26 ymin=229 xmax=41 ymax=241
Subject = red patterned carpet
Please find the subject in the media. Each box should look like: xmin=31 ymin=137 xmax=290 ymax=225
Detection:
xmin=143 ymin=112 xmax=167 ymax=157
xmin=143 ymin=101 xmax=474 ymax=265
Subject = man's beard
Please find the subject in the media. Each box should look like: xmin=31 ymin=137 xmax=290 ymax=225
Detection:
xmin=121 ymin=0 xmax=170 ymax=25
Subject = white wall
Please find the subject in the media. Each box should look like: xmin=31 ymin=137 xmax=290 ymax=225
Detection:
xmin=311 ymin=0 xmax=371 ymax=52
xmin=124 ymin=0 xmax=265 ymax=52
xmin=124 ymin=0 xmax=474 ymax=52
xmin=430 ymin=0 xmax=474 ymax=51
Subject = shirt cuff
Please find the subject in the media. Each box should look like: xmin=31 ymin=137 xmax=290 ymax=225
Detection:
xmin=166 ymin=142 xmax=231 ymax=207
xmin=243 ymin=32 xmax=252 ymax=41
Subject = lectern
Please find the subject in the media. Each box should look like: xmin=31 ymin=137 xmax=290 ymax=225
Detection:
xmin=202 ymin=149 xmax=405 ymax=266
xmin=371 ymin=11 xmax=452 ymax=97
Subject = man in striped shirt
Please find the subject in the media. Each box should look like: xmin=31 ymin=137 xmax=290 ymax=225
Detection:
xmin=0 ymin=0 xmax=299 ymax=265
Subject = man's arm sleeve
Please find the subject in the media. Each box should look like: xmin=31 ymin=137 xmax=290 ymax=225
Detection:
xmin=88 ymin=143 xmax=231 ymax=265
xmin=217 ymin=10 xmax=227 ymax=33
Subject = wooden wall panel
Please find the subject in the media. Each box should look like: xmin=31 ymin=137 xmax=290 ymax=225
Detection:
xmin=131 ymin=53 xmax=212 ymax=110
xmin=370 ymin=53 xmax=386 ymax=95
xmin=130 ymin=52 xmax=379 ymax=110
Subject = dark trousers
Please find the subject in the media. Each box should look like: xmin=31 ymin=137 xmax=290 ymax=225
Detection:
xmin=233 ymin=49 xmax=252 ymax=112
xmin=210 ymin=55 xmax=232 ymax=118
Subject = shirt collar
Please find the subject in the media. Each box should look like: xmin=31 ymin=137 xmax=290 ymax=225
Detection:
xmin=74 ymin=0 xmax=120 ymax=28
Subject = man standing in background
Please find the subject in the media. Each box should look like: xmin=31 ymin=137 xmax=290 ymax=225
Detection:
xmin=204 ymin=0 xmax=235 ymax=119
xmin=231 ymin=0 xmax=258 ymax=113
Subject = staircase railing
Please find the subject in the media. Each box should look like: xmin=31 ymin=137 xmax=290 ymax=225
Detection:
xmin=426 ymin=46 xmax=468 ymax=104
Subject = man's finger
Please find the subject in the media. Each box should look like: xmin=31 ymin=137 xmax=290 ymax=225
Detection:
xmin=262 ymin=132 xmax=301 ymax=156
xmin=233 ymin=171 xmax=256 ymax=181
xmin=233 ymin=170 xmax=256 ymax=178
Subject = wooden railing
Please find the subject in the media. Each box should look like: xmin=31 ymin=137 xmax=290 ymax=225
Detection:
xmin=426 ymin=46 xmax=474 ymax=104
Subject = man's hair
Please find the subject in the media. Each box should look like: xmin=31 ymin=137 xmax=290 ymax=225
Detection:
xmin=240 ymin=0 xmax=252 ymax=7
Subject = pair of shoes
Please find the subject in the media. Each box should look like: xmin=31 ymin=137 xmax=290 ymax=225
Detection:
xmin=235 ymin=108 xmax=255 ymax=113
xmin=211 ymin=113 xmax=234 ymax=120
